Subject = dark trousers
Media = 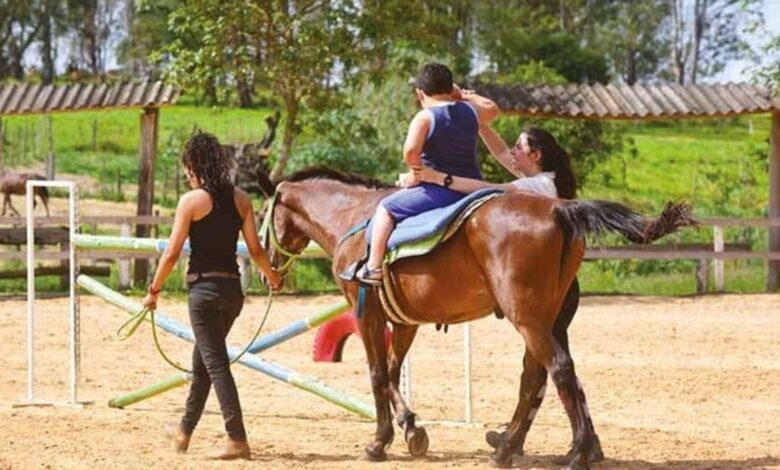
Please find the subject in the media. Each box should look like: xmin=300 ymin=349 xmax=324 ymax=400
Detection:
xmin=180 ymin=278 xmax=246 ymax=440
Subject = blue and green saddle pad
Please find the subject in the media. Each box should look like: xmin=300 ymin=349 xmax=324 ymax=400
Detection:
xmin=339 ymin=188 xmax=504 ymax=317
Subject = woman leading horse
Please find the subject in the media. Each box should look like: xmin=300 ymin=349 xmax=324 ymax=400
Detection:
xmin=260 ymin=167 xmax=691 ymax=469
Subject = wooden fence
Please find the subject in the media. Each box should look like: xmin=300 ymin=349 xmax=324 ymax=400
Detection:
xmin=2 ymin=215 xmax=780 ymax=293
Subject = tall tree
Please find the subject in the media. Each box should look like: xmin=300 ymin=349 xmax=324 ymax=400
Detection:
xmin=600 ymin=1 xmax=670 ymax=84
xmin=66 ymin=0 xmax=123 ymax=76
xmin=668 ymin=0 xmax=763 ymax=84
xmin=1 ymin=2 xmax=41 ymax=80
xmin=117 ymin=0 xmax=176 ymax=78
xmin=160 ymin=0 xmax=471 ymax=180
xmin=473 ymin=0 xmax=609 ymax=83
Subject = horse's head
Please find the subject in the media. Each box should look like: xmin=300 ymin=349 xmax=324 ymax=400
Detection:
xmin=258 ymin=183 xmax=311 ymax=287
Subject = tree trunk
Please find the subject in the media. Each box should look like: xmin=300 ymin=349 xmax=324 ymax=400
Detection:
xmin=625 ymin=46 xmax=637 ymax=85
xmin=670 ymin=0 xmax=686 ymax=85
xmin=690 ymin=0 xmax=707 ymax=85
xmin=269 ymin=93 xmax=298 ymax=183
xmin=236 ymin=75 xmax=253 ymax=108
xmin=41 ymin=2 xmax=54 ymax=85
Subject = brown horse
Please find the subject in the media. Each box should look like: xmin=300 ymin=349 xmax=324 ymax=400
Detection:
xmin=0 ymin=170 xmax=50 ymax=217
xmin=261 ymin=167 xmax=692 ymax=469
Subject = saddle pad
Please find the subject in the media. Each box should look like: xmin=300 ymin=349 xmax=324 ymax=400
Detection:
xmin=366 ymin=188 xmax=504 ymax=264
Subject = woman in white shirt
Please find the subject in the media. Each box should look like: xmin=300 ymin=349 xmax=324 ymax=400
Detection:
xmin=401 ymin=122 xmax=604 ymax=462
xmin=405 ymin=122 xmax=576 ymax=200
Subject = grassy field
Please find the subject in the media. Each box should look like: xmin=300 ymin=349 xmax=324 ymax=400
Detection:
xmin=0 ymin=103 xmax=775 ymax=295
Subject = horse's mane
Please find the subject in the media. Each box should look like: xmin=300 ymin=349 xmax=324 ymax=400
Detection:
xmin=283 ymin=166 xmax=394 ymax=189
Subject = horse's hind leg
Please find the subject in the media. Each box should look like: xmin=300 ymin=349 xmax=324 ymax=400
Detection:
xmin=356 ymin=295 xmax=394 ymax=461
xmin=387 ymin=324 xmax=428 ymax=457
xmin=494 ymin=323 xmax=595 ymax=470
xmin=486 ymin=348 xmax=547 ymax=455
xmin=38 ymin=192 xmax=50 ymax=217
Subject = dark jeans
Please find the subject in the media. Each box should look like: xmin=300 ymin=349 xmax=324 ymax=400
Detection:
xmin=180 ymin=278 xmax=246 ymax=440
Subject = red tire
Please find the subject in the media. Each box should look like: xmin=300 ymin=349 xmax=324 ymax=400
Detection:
xmin=312 ymin=311 xmax=393 ymax=362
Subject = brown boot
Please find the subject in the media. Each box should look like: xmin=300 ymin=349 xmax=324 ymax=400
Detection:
xmin=165 ymin=423 xmax=191 ymax=454
xmin=207 ymin=437 xmax=251 ymax=460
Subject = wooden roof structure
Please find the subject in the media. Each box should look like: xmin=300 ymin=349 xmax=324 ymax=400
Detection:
xmin=474 ymin=82 xmax=780 ymax=119
xmin=0 ymin=81 xmax=179 ymax=116
xmin=0 ymin=80 xmax=179 ymax=285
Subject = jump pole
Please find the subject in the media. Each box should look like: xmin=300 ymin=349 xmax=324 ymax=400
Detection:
xmin=109 ymin=300 xmax=351 ymax=408
xmin=76 ymin=275 xmax=374 ymax=419
xmin=72 ymin=234 xmax=326 ymax=258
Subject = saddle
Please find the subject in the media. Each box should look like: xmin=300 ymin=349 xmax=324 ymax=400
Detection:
xmin=340 ymin=188 xmax=504 ymax=324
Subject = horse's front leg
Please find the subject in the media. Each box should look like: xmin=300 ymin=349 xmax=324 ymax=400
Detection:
xmin=356 ymin=294 xmax=394 ymax=461
xmin=387 ymin=323 xmax=428 ymax=457
xmin=6 ymin=195 xmax=20 ymax=217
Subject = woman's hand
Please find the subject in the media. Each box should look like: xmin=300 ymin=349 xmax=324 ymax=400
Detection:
xmin=142 ymin=292 xmax=159 ymax=310
xmin=265 ymin=267 xmax=283 ymax=292
xmin=416 ymin=167 xmax=444 ymax=185
xmin=451 ymin=84 xmax=463 ymax=100
xmin=397 ymin=171 xmax=420 ymax=188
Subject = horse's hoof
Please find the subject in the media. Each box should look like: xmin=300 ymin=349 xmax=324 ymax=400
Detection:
xmin=485 ymin=430 xmax=524 ymax=456
xmin=405 ymin=427 xmax=429 ymax=457
xmin=552 ymin=435 xmax=604 ymax=466
xmin=362 ymin=446 xmax=387 ymax=462
xmin=488 ymin=451 xmax=512 ymax=469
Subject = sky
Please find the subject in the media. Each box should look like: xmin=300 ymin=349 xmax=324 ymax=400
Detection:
xmin=708 ymin=0 xmax=780 ymax=83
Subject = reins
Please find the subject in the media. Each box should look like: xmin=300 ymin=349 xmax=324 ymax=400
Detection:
xmin=117 ymin=291 xmax=275 ymax=373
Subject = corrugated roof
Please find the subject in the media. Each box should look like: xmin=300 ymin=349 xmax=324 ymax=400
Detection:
xmin=0 ymin=81 xmax=180 ymax=116
xmin=473 ymin=82 xmax=780 ymax=119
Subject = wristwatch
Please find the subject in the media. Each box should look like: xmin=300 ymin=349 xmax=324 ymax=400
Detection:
xmin=147 ymin=284 xmax=161 ymax=295
xmin=443 ymin=173 xmax=453 ymax=188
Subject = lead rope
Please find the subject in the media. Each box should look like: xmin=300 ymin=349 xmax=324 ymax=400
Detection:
xmin=116 ymin=290 xmax=274 ymax=373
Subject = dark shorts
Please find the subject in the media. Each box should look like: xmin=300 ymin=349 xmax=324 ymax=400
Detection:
xmin=380 ymin=183 xmax=467 ymax=223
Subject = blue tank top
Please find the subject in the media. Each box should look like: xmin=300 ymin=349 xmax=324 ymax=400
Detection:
xmin=421 ymin=102 xmax=481 ymax=180
xmin=187 ymin=189 xmax=242 ymax=275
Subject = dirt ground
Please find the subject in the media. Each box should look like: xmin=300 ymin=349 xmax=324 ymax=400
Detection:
xmin=1 ymin=293 xmax=778 ymax=470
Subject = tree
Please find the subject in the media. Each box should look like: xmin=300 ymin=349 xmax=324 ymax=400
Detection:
xmin=116 ymin=0 xmax=176 ymax=79
xmin=159 ymin=0 xmax=475 ymax=180
xmin=667 ymin=0 xmax=763 ymax=84
xmin=599 ymin=1 xmax=670 ymax=84
xmin=0 ymin=2 xmax=42 ymax=80
xmin=473 ymin=1 xmax=610 ymax=83
xmin=65 ymin=0 xmax=123 ymax=76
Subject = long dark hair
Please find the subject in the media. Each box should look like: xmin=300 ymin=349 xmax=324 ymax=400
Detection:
xmin=180 ymin=131 xmax=234 ymax=201
xmin=524 ymin=126 xmax=577 ymax=199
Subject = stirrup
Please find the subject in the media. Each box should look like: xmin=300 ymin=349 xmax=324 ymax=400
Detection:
xmin=356 ymin=265 xmax=383 ymax=286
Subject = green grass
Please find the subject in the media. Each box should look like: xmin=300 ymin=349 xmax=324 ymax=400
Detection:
xmin=1 ymin=104 xmax=776 ymax=294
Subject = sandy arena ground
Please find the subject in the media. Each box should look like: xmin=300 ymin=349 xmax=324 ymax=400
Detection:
xmin=0 ymin=293 xmax=778 ymax=469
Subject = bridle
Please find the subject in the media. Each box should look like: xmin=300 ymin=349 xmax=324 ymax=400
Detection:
xmin=259 ymin=183 xmax=301 ymax=275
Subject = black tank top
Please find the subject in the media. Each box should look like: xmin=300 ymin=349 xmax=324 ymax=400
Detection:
xmin=187 ymin=189 xmax=243 ymax=275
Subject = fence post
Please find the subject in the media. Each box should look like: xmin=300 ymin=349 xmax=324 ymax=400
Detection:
xmin=696 ymin=258 xmax=709 ymax=294
xmin=118 ymin=223 xmax=131 ymax=289
xmin=46 ymin=115 xmax=55 ymax=180
xmin=0 ymin=117 xmax=4 ymax=170
xmin=713 ymin=225 xmax=724 ymax=293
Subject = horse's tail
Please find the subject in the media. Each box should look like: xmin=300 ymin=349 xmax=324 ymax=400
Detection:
xmin=554 ymin=200 xmax=695 ymax=244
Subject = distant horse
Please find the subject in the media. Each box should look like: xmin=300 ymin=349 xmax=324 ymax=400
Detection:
xmin=0 ymin=170 xmax=50 ymax=217
xmin=260 ymin=167 xmax=693 ymax=469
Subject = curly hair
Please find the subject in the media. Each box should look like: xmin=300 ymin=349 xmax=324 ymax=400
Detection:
xmin=180 ymin=131 xmax=234 ymax=199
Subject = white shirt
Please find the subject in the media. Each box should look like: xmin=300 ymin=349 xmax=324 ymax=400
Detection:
xmin=510 ymin=172 xmax=557 ymax=198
